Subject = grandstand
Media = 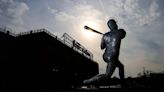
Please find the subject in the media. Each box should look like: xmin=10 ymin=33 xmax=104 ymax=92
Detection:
xmin=0 ymin=28 xmax=99 ymax=89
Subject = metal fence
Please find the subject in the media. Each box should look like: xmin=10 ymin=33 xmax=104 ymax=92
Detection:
xmin=60 ymin=33 xmax=93 ymax=60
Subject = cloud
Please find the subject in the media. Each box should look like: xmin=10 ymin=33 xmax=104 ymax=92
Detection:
xmin=54 ymin=3 xmax=102 ymax=22
xmin=47 ymin=4 xmax=57 ymax=14
xmin=55 ymin=11 xmax=75 ymax=22
xmin=137 ymin=0 xmax=161 ymax=26
xmin=103 ymin=0 xmax=161 ymax=27
xmin=0 ymin=0 xmax=29 ymax=32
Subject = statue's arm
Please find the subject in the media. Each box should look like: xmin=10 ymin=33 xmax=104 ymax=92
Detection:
xmin=119 ymin=29 xmax=126 ymax=39
xmin=101 ymin=35 xmax=105 ymax=50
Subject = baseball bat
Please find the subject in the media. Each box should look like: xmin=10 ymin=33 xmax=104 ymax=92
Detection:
xmin=84 ymin=25 xmax=104 ymax=35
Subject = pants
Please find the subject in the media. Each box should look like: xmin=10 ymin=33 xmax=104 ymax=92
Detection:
xmin=84 ymin=59 xmax=124 ymax=85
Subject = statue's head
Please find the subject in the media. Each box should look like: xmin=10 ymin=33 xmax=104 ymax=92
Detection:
xmin=107 ymin=19 xmax=118 ymax=31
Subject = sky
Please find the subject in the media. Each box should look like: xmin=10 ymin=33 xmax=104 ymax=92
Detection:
xmin=0 ymin=0 xmax=164 ymax=77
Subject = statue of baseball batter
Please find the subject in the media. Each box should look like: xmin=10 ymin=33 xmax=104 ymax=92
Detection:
xmin=83 ymin=19 xmax=126 ymax=87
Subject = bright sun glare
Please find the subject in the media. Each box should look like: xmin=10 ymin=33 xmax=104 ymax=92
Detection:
xmin=81 ymin=21 xmax=98 ymax=39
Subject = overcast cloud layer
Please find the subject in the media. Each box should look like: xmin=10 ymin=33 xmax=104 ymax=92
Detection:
xmin=0 ymin=0 xmax=164 ymax=77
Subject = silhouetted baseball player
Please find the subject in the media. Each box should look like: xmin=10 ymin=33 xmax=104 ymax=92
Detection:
xmin=83 ymin=19 xmax=126 ymax=87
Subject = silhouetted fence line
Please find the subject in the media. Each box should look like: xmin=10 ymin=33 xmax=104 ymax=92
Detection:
xmin=16 ymin=28 xmax=57 ymax=39
xmin=0 ymin=26 xmax=16 ymax=36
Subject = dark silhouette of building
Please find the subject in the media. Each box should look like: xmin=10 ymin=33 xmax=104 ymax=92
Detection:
xmin=0 ymin=28 xmax=99 ymax=89
xmin=1 ymin=27 xmax=164 ymax=90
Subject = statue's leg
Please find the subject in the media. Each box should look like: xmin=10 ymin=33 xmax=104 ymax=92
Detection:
xmin=83 ymin=58 xmax=117 ymax=85
xmin=116 ymin=60 xmax=124 ymax=80
xmin=83 ymin=62 xmax=116 ymax=85
xmin=116 ymin=60 xmax=125 ymax=87
xmin=83 ymin=74 xmax=106 ymax=85
xmin=106 ymin=61 xmax=116 ymax=77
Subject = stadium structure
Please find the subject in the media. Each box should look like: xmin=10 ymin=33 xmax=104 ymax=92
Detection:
xmin=0 ymin=27 xmax=99 ymax=89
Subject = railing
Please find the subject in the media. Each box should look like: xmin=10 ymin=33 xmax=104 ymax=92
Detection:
xmin=16 ymin=29 xmax=58 ymax=39
xmin=0 ymin=27 xmax=16 ymax=37
xmin=0 ymin=28 xmax=93 ymax=60
xmin=60 ymin=33 xmax=93 ymax=60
